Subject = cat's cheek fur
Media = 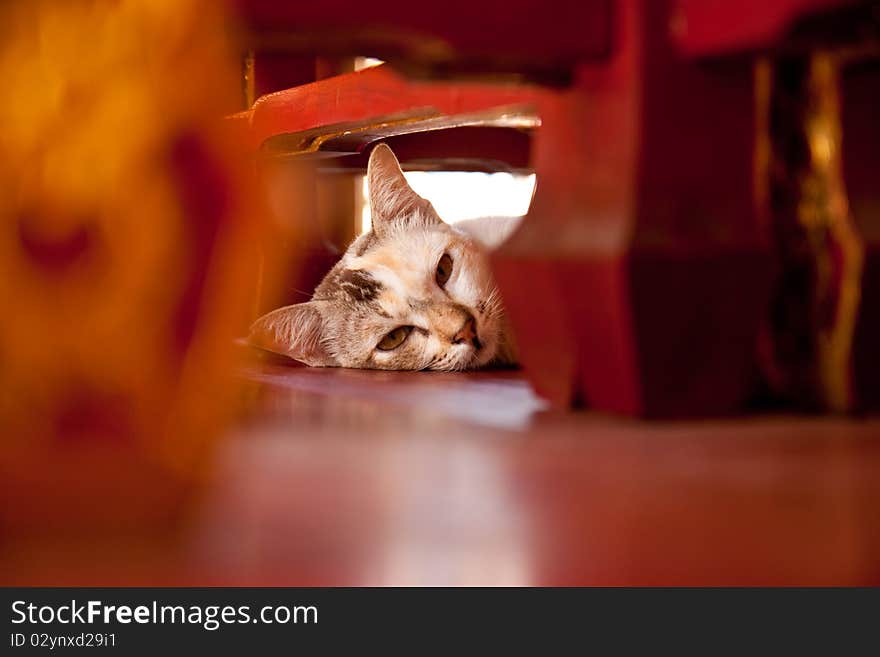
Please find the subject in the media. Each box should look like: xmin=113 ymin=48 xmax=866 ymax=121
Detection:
xmin=443 ymin=254 xmax=501 ymax=366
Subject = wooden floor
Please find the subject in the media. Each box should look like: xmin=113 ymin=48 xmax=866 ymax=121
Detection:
xmin=4 ymin=360 xmax=880 ymax=585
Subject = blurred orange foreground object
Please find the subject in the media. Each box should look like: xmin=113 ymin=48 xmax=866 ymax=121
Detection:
xmin=0 ymin=0 xmax=262 ymax=535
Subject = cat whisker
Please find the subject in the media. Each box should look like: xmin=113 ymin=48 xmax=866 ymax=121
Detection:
xmin=482 ymin=287 xmax=504 ymax=320
xmin=433 ymin=353 xmax=458 ymax=372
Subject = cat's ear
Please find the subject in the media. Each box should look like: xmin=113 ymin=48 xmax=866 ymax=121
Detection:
xmin=367 ymin=143 xmax=442 ymax=235
xmin=248 ymin=301 xmax=336 ymax=367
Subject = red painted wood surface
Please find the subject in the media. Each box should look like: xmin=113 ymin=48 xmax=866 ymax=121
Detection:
xmin=673 ymin=0 xmax=861 ymax=56
xmin=496 ymin=0 xmax=772 ymax=415
xmin=249 ymin=53 xmax=322 ymax=102
xmin=237 ymin=64 xmax=540 ymax=151
xmin=234 ymin=0 xmax=612 ymax=81
xmin=3 ymin=364 xmax=879 ymax=586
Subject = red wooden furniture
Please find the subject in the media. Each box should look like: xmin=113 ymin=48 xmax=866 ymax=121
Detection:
xmin=844 ymin=59 xmax=880 ymax=411
xmin=672 ymin=0 xmax=865 ymax=56
xmin=496 ymin=0 xmax=774 ymax=415
xmin=234 ymin=0 xmax=612 ymax=84
xmin=232 ymin=0 xmax=879 ymax=417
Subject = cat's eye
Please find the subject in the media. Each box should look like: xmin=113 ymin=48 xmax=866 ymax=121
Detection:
xmin=376 ymin=326 xmax=413 ymax=351
xmin=435 ymin=253 xmax=453 ymax=287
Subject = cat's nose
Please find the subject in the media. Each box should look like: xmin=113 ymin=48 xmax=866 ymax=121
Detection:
xmin=452 ymin=316 xmax=478 ymax=346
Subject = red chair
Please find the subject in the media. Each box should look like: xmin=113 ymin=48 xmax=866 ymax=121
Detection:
xmin=232 ymin=0 xmax=879 ymax=416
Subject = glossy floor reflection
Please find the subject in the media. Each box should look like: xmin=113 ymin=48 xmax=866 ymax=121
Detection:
xmin=4 ymin=361 xmax=880 ymax=585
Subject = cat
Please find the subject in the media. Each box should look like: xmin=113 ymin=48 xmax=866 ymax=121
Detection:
xmin=249 ymin=143 xmax=521 ymax=371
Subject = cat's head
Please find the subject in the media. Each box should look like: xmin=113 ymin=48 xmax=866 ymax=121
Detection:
xmin=249 ymin=144 xmax=504 ymax=371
